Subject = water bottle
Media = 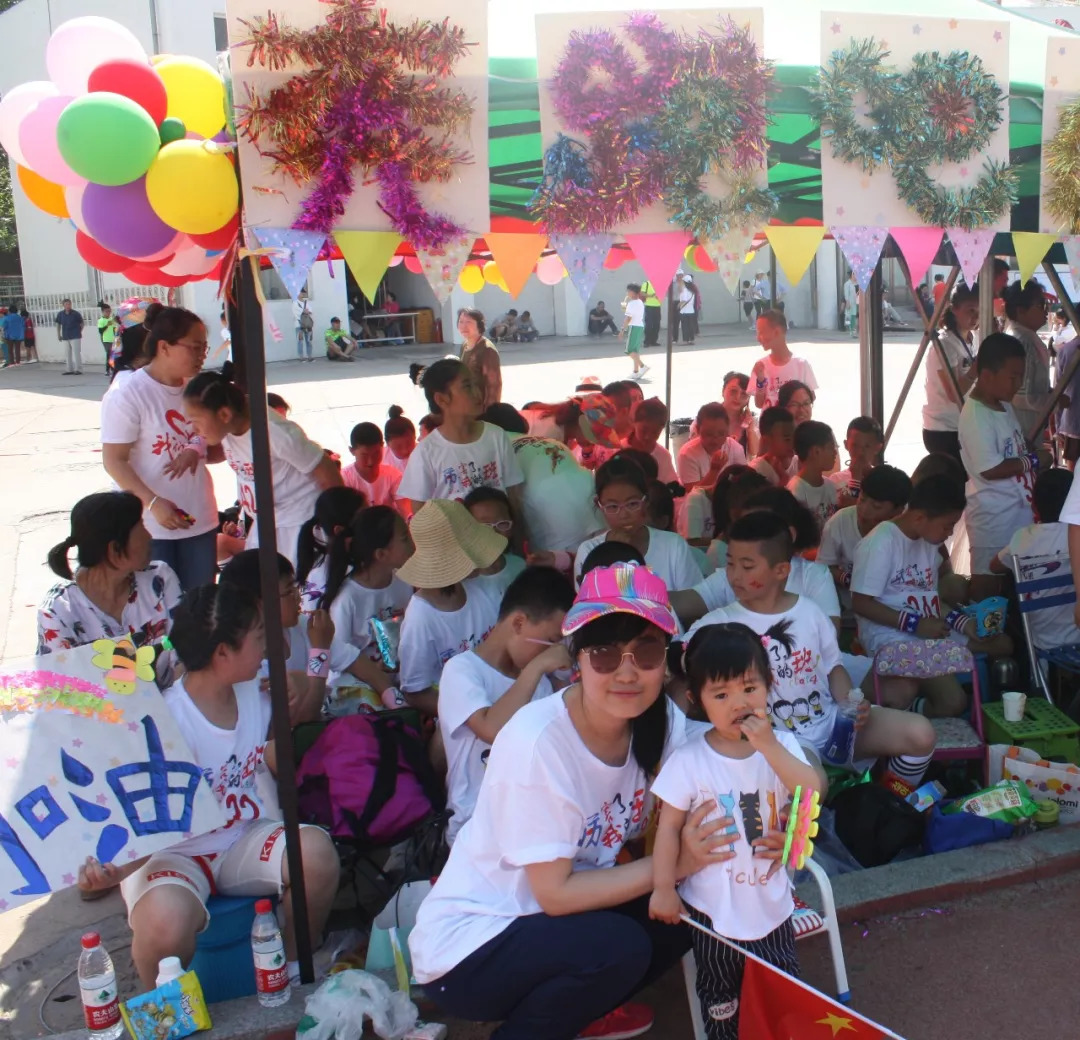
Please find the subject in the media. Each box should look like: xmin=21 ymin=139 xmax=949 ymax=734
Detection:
xmin=78 ymin=933 xmax=124 ymax=1040
xmin=251 ymin=899 xmax=290 ymax=1008
xmin=822 ymin=689 xmax=864 ymax=766
xmin=155 ymin=957 xmax=184 ymax=987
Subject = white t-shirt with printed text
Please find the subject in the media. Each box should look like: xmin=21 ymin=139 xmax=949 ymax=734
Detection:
xmin=342 ymin=463 xmax=403 ymax=508
xmin=758 ymin=356 xmax=817 ymax=409
xmin=327 ymin=574 xmax=414 ymax=686
xmin=694 ymin=556 xmax=840 ymax=622
xmin=574 ymin=528 xmax=702 ymax=593
xmin=399 ymin=423 xmax=524 ymax=503
xmin=788 ymin=475 xmax=839 ymax=533
xmin=922 ymin=329 xmax=976 ymax=432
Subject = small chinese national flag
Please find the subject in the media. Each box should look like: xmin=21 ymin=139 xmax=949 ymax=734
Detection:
xmin=738 ymin=959 xmax=900 ymax=1039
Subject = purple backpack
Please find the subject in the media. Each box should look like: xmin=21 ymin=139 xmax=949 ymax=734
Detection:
xmin=296 ymin=714 xmax=443 ymax=846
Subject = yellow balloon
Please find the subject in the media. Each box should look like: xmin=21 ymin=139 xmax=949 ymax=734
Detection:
xmin=483 ymin=260 xmax=503 ymax=286
xmin=156 ymin=56 xmax=226 ymax=139
xmin=146 ymin=140 xmax=238 ymax=234
xmin=17 ymin=165 xmax=68 ymax=218
xmin=458 ymin=264 xmax=484 ymax=294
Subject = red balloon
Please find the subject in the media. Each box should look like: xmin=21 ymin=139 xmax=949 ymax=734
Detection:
xmin=123 ymin=262 xmax=174 ymax=285
xmin=190 ymin=214 xmax=239 ymax=251
xmin=76 ymin=230 xmax=132 ymax=274
xmin=87 ymin=59 xmax=169 ymax=127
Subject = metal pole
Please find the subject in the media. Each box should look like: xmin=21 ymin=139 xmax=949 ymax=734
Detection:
xmin=882 ymin=266 xmax=961 ymax=448
xmin=768 ymin=250 xmax=778 ymax=311
xmin=234 ymin=255 xmax=314 ymax=983
xmin=1026 ymin=260 xmax=1080 ymax=444
xmin=664 ymin=277 xmax=675 ymax=449
xmin=860 ymin=261 xmax=885 ymax=421
xmin=978 ymin=254 xmax=996 ymax=337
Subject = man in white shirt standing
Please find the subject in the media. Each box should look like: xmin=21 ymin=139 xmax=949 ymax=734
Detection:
xmin=293 ymin=290 xmax=315 ymax=362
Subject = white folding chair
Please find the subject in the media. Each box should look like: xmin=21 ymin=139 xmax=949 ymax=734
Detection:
xmin=1011 ymin=552 xmax=1080 ymax=703
xmin=682 ymin=858 xmax=850 ymax=1039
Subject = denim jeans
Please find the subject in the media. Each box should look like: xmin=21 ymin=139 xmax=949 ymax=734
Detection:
xmin=150 ymin=530 xmax=217 ymax=590
xmin=297 ymin=328 xmax=313 ymax=358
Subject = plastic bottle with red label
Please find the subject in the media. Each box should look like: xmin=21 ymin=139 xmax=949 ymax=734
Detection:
xmin=251 ymin=899 xmax=291 ymax=1007
xmin=79 ymin=933 xmax=124 ymax=1040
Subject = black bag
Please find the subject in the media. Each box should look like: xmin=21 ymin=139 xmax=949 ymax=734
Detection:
xmin=829 ymin=783 xmax=925 ymax=867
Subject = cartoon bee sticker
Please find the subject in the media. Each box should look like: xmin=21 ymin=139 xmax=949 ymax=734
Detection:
xmin=91 ymin=638 xmax=155 ymax=694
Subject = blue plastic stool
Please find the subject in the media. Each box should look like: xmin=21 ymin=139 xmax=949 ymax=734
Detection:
xmin=189 ymin=895 xmax=264 ymax=1004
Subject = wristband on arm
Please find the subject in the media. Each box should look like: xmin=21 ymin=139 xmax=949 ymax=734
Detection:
xmin=307 ymin=648 xmax=330 ymax=678
xmin=945 ymin=609 xmax=971 ymax=635
xmin=896 ymin=608 xmax=921 ymax=634
xmin=1021 ymin=451 xmax=1039 ymax=474
xmin=189 ymin=435 xmax=208 ymax=459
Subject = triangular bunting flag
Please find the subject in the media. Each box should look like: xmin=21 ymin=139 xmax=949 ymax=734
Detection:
xmin=888 ymin=227 xmax=944 ymax=286
xmin=831 ymin=226 xmax=888 ymax=291
xmin=415 ymin=233 xmax=476 ymax=303
xmin=1062 ymin=236 xmax=1080 ymax=294
xmin=947 ymin=228 xmax=996 ymax=288
xmin=550 ymin=232 xmax=615 ymax=303
xmin=484 ymin=233 xmax=549 ymax=298
xmin=764 ymin=226 xmax=826 ymax=287
xmin=249 ymin=228 xmax=326 ymax=301
xmin=335 ymin=231 xmax=404 ymax=303
xmin=1013 ymin=232 xmax=1058 ymax=285
xmin=704 ymin=226 xmax=758 ymax=297
xmin=623 ymin=231 xmax=693 ymax=296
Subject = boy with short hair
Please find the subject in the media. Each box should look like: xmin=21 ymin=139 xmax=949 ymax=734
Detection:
xmin=830 ymin=416 xmax=885 ymax=506
xmin=992 ymin=468 xmax=1080 ymax=652
xmin=788 ymin=420 xmax=840 ymax=533
xmin=819 ymin=465 xmax=912 ymax=608
xmin=343 ymin=421 xmax=405 ymax=512
xmin=751 ymin=310 xmax=817 ymax=409
xmin=689 ymin=512 xmax=935 ymax=796
xmin=751 ymin=406 xmax=796 ymax=486
xmin=626 ymin=396 xmax=678 ymax=483
xmin=325 ymin=317 xmax=357 ymax=361
xmin=958 ymin=332 xmax=1038 ymax=599
xmin=438 ymin=566 xmax=574 ymax=842
xmin=851 ymin=474 xmax=1012 ymax=716
xmin=677 ymin=402 xmax=748 ymax=490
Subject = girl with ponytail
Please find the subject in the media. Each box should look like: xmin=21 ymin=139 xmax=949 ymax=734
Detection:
xmin=38 ymin=491 xmax=181 ymax=687
xmin=295 ymin=487 xmax=367 ymax=613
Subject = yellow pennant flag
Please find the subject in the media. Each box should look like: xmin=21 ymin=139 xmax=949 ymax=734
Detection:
xmin=334 ymin=231 xmax=403 ymax=303
xmin=1012 ymin=232 xmax=1058 ymax=285
xmin=764 ymin=226 xmax=826 ymax=287
xmin=484 ymin=233 xmax=548 ymax=298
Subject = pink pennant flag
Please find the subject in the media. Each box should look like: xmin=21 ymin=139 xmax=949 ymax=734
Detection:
xmin=888 ymin=227 xmax=944 ymax=286
xmin=623 ymin=231 xmax=693 ymax=297
xmin=947 ymin=228 xmax=996 ymax=288
xmin=550 ymin=233 xmax=615 ymax=303
xmin=831 ymin=226 xmax=888 ymax=291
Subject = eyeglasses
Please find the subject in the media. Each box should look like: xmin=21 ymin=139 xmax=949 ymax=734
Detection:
xmin=482 ymin=519 xmax=513 ymax=533
xmin=596 ymin=497 xmax=646 ymax=516
xmin=175 ymin=340 xmax=208 ymax=353
xmin=581 ymin=641 xmax=667 ymax=674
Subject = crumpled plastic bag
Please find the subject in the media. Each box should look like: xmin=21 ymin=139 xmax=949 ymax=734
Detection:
xmin=297 ymin=969 xmax=418 ymax=1040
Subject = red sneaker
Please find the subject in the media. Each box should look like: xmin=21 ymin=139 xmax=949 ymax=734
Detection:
xmin=577 ymin=1002 xmax=654 ymax=1039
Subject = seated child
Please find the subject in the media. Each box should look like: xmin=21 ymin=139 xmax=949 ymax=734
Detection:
xmin=438 ymin=566 xmax=574 ymax=843
xmin=818 ymin=465 xmax=912 ymax=612
xmin=650 ymin=622 xmax=820 ymax=1039
xmin=830 ymin=416 xmax=884 ymax=507
xmin=676 ymin=402 xmax=748 ymax=490
xmin=295 ymin=487 xmax=367 ymax=614
xmin=384 ymin=406 xmax=418 ymax=473
xmin=851 ymin=474 xmax=1012 ymax=716
xmin=580 ymin=541 xmax=646 ymax=573
xmin=688 ymin=513 xmax=935 ymax=796
xmin=959 ymin=332 xmax=1038 ymax=600
xmin=787 ymin=420 xmax=840 ymax=534
xmin=751 ymin=406 xmax=796 ymax=486
xmin=464 ymin=487 xmax=527 ymax=600
xmin=318 ymin=506 xmax=416 ymax=714
xmin=574 ymin=456 xmax=701 ymax=593
xmin=686 ymin=466 xmax=770 ymax=565
xmin=625 ymin=396 xmax=679 ymax=483
xmin=647 ymin=479 xmax=710 ymax=577
xmin=343 ymin=421 xmax=407 ymax=514
xmin=397 ymin=500 xmax=507 ymax=715
xmin=992 ymin=468 xmax=1080 ymax=651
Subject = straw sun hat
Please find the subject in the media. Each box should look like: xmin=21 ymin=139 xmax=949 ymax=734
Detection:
xmin=396 ymin=499 xmax=508 ymax=589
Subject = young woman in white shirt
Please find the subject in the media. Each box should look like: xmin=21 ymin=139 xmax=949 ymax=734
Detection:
xmin=182 ymin=372 xmax=342 ymax=565
xmin=77 ymin=583 xmax=337 ymax=989
xmin=398 ymin=359 xmax=525 ymax=517
xmin=574 ymin=456 xmax=702 ymax=593
xmin=1003 ymin=279 xmax=1053 ymax=439
xmin=100 ymin=306 xmax=219 ymax=590
xmin=921 ymin=284 xmax=979 ymax=468
xmin=38 ymin=490 xmax=181 ymax=689
xmin=409 ymin=563 xmax=772 ymax=1039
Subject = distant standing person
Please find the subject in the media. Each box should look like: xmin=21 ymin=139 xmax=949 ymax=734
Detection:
xmin=2 ymin=304 xmax=25 ymax=367
xmin=20 ymin=308 xmax=36 ymax=363
xmin=294 ymin=290 xmax=315 ymax=362
xmin=620 ymin=283 xmax=648 ymax=381
xmin=676 ymin=275 xmax=697 ymax=345
xmin=640 ymin=279 xmax=662 ymax=347
xmin=458 ymin=308 xmax=502 ymax=410
xmin=98 ymin=304 xmax=120 ymax=372
xmin=753 ymin=271 xmax=770 ymax=317
xmin=843 ymin=272 xmax=859 ymax=338
xmin=56 ymin=298 xmax=84 ymax=375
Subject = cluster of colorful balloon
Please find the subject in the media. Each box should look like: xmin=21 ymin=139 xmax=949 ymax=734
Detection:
xmin=0 ymin=16 xmax=239 ymax=287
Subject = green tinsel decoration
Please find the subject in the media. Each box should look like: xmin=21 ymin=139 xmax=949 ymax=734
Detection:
xmin=893 ymin=159 xmax=1018 ymax=230
xmin=1044 ymin=96 xmax=1080 ymax=235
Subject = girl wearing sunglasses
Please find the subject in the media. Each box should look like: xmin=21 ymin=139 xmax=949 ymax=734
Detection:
xmin=410 ymin=562 xmax=775 ymax=1039
xmin=463 ymin=485 xmax=526 ymax=602
xmin=573 ymin=455 xmax=702 ymax=593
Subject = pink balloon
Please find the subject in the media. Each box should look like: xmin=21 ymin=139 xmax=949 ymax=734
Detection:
xmin=388 ymin=254 xmax=404 ymax=267
xmin=131 ymin=231 xmax=186 ymax=263
xmin=536 ymin=253 xmax=565 ymax=286
xmin=161 ymin=244 xmax=219 ymax=277
xmin=18 ymin=95 xmax=82 ymax=185
xmin=404 ymin=255 xmax=423 ymax=274
xmin=0 ymin=81 xmax=59 ymax=167
xmin=63 ymin=181 xmax=91 ymax=234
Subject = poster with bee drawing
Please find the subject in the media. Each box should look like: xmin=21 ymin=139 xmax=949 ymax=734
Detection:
xmin=0 ymin=644 xmax=224 ymax=913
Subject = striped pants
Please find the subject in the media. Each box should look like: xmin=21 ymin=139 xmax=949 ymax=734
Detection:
xmin=685 ymin=905 xmax=798 ymax=1040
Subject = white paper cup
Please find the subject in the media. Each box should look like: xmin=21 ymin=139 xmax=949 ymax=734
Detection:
xmin=1002 ymin=691 xmax=1026 ymax=723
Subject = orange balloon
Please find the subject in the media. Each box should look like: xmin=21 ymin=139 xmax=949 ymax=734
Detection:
xmin=17 ymin=165 xmax=68 ymax=218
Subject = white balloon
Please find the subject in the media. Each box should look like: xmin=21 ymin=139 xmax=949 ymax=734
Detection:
xmin=64 ymin=181 xmax=90 ymax=234
xmin=0 ymin=81 xmax=59 ymax=167
xmin=161 ymin=245 xmax=220 ymax=277
xmin=46 ymin=17 xmax=147 ymax=96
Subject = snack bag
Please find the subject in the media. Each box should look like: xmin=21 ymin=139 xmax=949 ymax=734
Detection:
xmin=121 ymin=972 xmax=211 ymax=1040
xmin=369 ymin=615 xmax=402 ymax=671
xmin=961 ymin=596 xmax=1008 ymax=637
xmin=943 ymin=779 xmax=1038 ymax=823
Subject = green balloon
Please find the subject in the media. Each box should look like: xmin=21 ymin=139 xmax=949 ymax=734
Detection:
xmin=159 ymin=117 xmax=187 ymax=145
xmin=57 ymin=92 xmax=160 ymax=186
